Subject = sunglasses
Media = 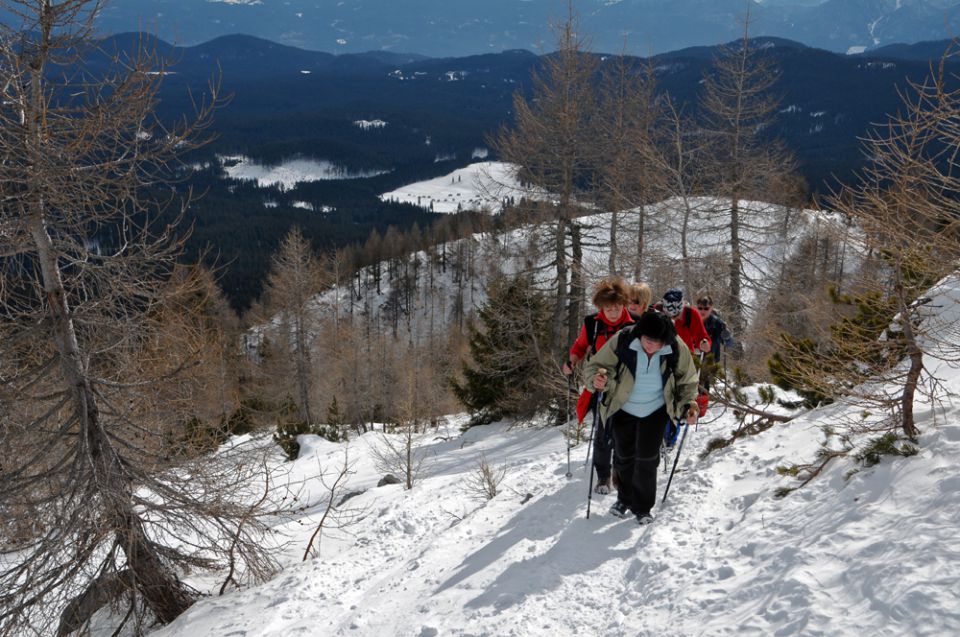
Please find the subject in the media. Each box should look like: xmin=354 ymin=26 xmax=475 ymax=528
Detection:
xmin=697 ymin=304 xmax=711 ymax=309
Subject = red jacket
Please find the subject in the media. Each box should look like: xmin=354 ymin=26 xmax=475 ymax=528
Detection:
xmin=673 ymin=303 xmax=711 ymax=355
xmin=570 ymin=308 xmax=634 ymax=423
xmin=569 ymin=308 xmax=635 ymax=361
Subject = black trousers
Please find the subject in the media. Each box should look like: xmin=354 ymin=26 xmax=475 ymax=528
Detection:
xmin=610 ymin=406 xmax=669 ymax=516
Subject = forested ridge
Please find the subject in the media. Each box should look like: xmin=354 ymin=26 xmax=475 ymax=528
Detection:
xmin=128 ymin=32 xmax=960 ymax=310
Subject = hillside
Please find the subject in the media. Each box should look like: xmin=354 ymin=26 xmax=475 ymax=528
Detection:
xmin=147 ymin=277 xmax=960 ymax=637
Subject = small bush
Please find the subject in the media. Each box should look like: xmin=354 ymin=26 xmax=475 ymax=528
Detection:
xmin=757 ymin=384 xmax=776 ymax=405
xmin=855 ymin=432 xmax=919 ymax=468
xmin=462 ymin=454 xmax=507 ymax=501
xmin=698 ymin=436 xmax=731 ymax=459
xmin=274 ymin=420 xmax=349 ymax=461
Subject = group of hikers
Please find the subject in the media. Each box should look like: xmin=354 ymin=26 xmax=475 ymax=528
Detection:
xmin=562 ymin=277 xmax=734 ymax=525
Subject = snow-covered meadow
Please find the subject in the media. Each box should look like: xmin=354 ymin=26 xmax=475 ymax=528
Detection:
xmin=379 ymin=161 xmax=532 ymax=214
xmin=219 ymin=155 xmax=391 ymax=190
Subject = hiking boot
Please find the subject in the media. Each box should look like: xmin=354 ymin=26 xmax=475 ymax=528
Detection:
xmin=635 ymin=512 xmax=655 ymax=526
xmin=609 ymin=500 xmax=631 ymax=518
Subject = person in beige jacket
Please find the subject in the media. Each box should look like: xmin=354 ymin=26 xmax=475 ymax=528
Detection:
xmin=583 ymin=310 xmax=700 ymax=525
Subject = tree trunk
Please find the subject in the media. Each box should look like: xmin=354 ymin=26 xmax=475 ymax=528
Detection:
xmin=568 ymin=223 xmax=584 ymax=353
xmin=551 ymin=216 xmax=569 ymax=356
xmin=634 ymin=204 xmax=646 ymax=282
xmin=608 ymin=210 xmax=618 ymax=275
xmin=294 ymin=309 xmax=313 ymax=424
xmin=30 ymin=219 xmax=193 ymax=624
xmin=728 ymin=196 xmax=744 ymax=338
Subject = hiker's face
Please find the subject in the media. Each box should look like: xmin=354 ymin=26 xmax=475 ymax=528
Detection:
xmin=600 ymin=303 xmax=623 ymax=322
xmin=697 ymin=301 xmax=712 ymax=319
xmin=640 ymin=335 xmax=664 ymax=355
xmin=628 ymin=300 xmax=647 ymax=315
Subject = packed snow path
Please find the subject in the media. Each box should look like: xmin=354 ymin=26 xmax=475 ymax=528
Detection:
xmin=154 ymin=380 xmax=960 ymax=637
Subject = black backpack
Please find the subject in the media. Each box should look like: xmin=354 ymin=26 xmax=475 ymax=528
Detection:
xmin=583 ymin=314 xmax=627 ymax=356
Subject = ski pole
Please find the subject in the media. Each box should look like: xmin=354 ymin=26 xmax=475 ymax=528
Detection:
xmin=585 ymin=368 xmax=607 ymax=519
xmin=565 ymin=373 xmax=573 ymax=479
xmin=697 ymin=350 xmax=705 ymax=432
xmin=661 ymin=420 xmax=689 ymax=506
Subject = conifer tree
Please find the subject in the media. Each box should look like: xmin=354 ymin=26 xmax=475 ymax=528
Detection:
xmin=251 ymin=226 xmax=326 ymax=425
xmin=490 ymin=7 xmax=599 ymax=357
xmin=451 ymin=273 xmax=552 ymax=422
xmin=698 ymin=13 xmax=801 ymax=339
xmin=774 ymin=57 xmax=960 ymax=437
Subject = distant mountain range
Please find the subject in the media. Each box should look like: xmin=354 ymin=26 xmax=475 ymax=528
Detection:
xmin=55 ymin=30 xmax=960 ymax=308
xmin=63 ymin=0 xmax=960 ymax=57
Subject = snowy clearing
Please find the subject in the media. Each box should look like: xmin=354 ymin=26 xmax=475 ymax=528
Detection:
xmin=379 ymin=161 xmax=531 ymax=214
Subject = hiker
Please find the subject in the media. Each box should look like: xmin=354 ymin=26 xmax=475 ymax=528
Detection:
xmin=583 ymin=310 xmax=700 ymax=525
xmin=696 ymin=294 xmax=734 ymax=396
xmin=696 ymin=294 xmax=734 ymax=364
xmin=627 ymin=282 xmax=652 ymax=318
xmin=655 ymin=287 xmax=711 ymax=358
xmin=562 ymin=277 xmax=635 ymax=495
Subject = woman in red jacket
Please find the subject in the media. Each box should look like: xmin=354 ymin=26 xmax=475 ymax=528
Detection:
xmin=658 ymin=287 xmax=711 ymax=417
xmin=658 ymin=287 xmax=711 ymax=356
xmin=563 ymin=277 xmax=635 ymax=494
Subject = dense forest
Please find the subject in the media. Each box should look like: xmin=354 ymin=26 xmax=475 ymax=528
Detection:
xmin=136 ymin=33 xmax=960 ymax=310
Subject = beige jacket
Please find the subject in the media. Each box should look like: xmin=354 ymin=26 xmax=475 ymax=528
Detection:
xmin=582 ymin=328 xmax=700 ymax=422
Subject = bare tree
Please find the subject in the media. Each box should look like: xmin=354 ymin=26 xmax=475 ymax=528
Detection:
xmin=0 ymin=2 xmax=273 ymax=633
xmin=370 ymin=346 xmax=437 ymax=490
xmin=594 ymin=55 xmax=664 ymax=278
xmin=250 ymin=226 xmax=326 ymax=425
xmin=462 ymin=454 xmax=507 ymax=501
xmin=698 ymin=12 xmax=801 ymax=338
xmin=490 ymin=6 xmax=600 ymax=357
xmin=775 ymin=57 xmax=960 ymax=438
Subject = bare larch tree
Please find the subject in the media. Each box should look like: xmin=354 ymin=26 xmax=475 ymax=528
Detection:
xmin=0 ymin=2 xmax=275 ymax=634
xmin=491 ymin=7 xmax=600 ymax=358
xmin=698 ymin=13 xmax=800 ymax=339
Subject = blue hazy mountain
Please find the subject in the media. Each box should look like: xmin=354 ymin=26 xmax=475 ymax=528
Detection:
xmin=64 ymin=0 xmax=960 ymax=57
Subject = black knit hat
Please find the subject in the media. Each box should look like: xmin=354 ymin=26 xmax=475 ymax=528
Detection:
xmin=635 ymin=310 xmax=675 ymax=343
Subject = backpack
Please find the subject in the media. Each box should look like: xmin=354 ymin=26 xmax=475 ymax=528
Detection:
xmin=583 ymin=314 xmax=626 ymax=356
xmin=610 ymin=323 xmax=687 ymax=444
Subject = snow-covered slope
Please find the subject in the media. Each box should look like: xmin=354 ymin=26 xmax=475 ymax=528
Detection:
xmin=153 ymin=285 xmax=960 ymax=635
xmin=379 ymin=162 xmax=528 ymax=214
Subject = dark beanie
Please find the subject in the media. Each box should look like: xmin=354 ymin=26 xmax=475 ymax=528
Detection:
xmin=635 ymin=310 xmax=675 ymax=342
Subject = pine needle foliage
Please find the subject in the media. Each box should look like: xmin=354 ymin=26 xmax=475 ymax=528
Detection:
xmin=451 ymin=273 xmax=553 ymax=424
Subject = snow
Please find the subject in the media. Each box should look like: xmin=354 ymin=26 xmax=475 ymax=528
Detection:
xmin=150 ymin=327 xmax=960 ymax=637
xmin=379 ymin=161 xmax=532 ymax=214
xmin=151 ymin=271 xmax=960 ymax=636
xmin=219 ymin=154 xmax=392 ymax=189
xmin=354 ymin=119 xmax=388 ymax=130
xmin=140 ymin=172 xmax=960 ymax=635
